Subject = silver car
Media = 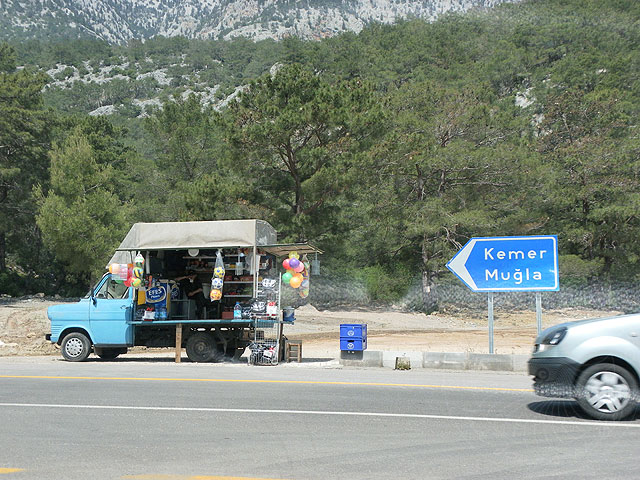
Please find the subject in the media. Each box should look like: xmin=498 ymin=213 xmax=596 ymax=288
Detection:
xmin=528 ymin=314 xmax=640 ymax=420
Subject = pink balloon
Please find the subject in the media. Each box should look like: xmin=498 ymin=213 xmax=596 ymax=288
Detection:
xmin=293 ymin=263 xmax=304 ymax=273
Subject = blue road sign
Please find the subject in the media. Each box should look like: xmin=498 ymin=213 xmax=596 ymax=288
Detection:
xmin=446 ymin=235 xmax=559 ymax=292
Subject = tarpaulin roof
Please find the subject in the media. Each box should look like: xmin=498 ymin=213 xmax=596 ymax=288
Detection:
xmin=114 ymin=220 xmax=277 ymax=251
xmin=108 ymin=220 xmax=321 ymax=265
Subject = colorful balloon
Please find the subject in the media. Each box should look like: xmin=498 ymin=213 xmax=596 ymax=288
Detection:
xmin=131 ymin=277 xmax=142 ymax=287
xmin=288 ymin=258 xmax=300 ymax=270
xmin=288 ymin=251 xmax=299 ymax=260
xmin=293 ymin=262 xmax=304 ymax=273
xmin=123 ymin=277 xmax=133 ymax=287
xmin=133 ymin=267 xmax=144 ymax=278
xmin=282 ymin=258 xmax=290 ymax=270
xmin=282 ymin=271 xmax=293 ymax=284
xmin=134 ymin=253 xmax=145 ymax=266
xmin=289 ymin=274 xmax=303 ymax=289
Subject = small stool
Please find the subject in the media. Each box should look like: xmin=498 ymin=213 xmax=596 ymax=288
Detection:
xmin=285 ymin=340 xmax=302 ymax=363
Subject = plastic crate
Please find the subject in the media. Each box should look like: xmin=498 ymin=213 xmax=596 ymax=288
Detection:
xmin=340 ymin=338 xmax=367 ymax=351
xmin=340 ymin=323 xmax=367 ymax=339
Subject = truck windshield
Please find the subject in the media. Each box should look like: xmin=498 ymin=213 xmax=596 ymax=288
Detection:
xmin=87 ymin=275 xmax=130 ymax=299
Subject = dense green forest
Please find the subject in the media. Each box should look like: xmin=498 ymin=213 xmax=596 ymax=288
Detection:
xmin=1 ymin=0 xmax=639 ymax=310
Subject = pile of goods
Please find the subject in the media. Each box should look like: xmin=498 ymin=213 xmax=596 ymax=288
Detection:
xmin=108 ymin=253 xmax=146 ymax=287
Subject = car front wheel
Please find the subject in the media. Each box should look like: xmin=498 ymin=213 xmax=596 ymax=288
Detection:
xmin=575 ymin=363 xmax=638 ymax=421
xmin=61 ymin=332 xmax=92 ymax=362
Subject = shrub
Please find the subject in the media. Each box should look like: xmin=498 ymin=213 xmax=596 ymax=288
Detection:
xmin=0 ymin=271 xmax=27 ymax=297
xmin=355 ymin=264 xmax=413 ymax=304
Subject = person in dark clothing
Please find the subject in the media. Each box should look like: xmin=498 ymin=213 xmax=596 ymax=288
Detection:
xmin=175 ymin=273 xmax=206 ymax=319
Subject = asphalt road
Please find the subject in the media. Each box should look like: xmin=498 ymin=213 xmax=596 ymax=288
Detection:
xmin=1 ymin=357 xmax=639 ymax=480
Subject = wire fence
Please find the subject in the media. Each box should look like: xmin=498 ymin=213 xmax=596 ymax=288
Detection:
xmin=281 ymin=274 xmax=640 ymax=314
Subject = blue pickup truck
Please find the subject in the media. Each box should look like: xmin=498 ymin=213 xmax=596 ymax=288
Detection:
xmin=46 ymin=271 xmax=256 ymax=362
xmin=45 ymin=219 xmax=318 ymax=363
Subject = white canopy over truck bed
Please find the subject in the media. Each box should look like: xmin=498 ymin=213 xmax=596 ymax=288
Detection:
xmin=110 ymin=219 xmax=320 ymax=262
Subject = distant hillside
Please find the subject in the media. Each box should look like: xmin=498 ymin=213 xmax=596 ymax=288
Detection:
xmin=0 ymin=0 xmax=516 ymax=44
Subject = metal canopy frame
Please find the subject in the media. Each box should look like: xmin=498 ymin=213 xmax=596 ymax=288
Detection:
xmin=261 ymin=243 xmax=323 ymax=257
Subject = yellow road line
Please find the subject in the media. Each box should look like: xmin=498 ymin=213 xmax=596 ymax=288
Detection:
xmin=123 ymin=476 xmax=287 ymax=480
xmin=0 ymin=375 xmax=533 ymax=392
xmin=0 ymin=468 xmax=24 ymax=474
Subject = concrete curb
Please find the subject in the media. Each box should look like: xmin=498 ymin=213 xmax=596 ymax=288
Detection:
xmin=339 ymin=351 xmax=529 ymax=372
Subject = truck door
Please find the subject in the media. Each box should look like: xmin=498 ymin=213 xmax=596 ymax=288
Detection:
xmin=89 ymin=274 xmax=134 ymax=346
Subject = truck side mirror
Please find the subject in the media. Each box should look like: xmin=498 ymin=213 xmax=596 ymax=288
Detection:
xmin=90 ymin=287 xmax=97 ymax=306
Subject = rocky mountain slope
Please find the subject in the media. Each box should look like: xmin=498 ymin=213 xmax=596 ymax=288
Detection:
xmin=1 ymin=0 xmax=517 ymax=44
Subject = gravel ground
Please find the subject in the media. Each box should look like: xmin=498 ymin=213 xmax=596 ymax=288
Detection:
xmin=0 ymin=297 xmax=622 ymax=358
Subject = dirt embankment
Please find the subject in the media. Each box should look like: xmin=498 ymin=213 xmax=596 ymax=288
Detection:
xmin=0 ymin=297 xmax=623 ymax=357
xmin=0 ymin=298 xmax=62 ymax=356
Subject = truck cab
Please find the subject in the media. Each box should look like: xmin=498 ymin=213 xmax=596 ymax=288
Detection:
xmin=47 ymin=273 xmax=133 ymax=361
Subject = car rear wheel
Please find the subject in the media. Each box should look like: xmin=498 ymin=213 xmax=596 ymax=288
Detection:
xmin=61 ymin=332 xmax=91 ymax=362
xmin=575 ymin=363 xmax=638 ymax=421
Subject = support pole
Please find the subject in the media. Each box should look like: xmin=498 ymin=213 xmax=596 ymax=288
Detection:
xmin=536 ymin=292 xmax=542 ymax=335
xmin=175 ymin=323 xmax=182 ymax=363
xmin=488 ymin=292 xmax=494 ymax=354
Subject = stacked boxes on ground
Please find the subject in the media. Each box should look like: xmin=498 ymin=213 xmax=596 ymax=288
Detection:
xmin=340 ymin=323 xmax=367 ymax=351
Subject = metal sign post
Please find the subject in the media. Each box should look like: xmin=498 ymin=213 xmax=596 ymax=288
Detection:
xmin=447 ymin=235 xmax=559 ymax=353
xmin=488 ymin=293 xmax=494 ymax=354
xmin=536 ymin=292 xmax=542 ymax=335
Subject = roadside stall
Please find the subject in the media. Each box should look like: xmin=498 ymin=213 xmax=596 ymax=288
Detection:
xmin=47 ymin=220 xmax=321 ymax=364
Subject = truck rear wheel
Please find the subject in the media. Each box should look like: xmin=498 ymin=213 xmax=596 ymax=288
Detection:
xmin=61 ymin=332 xmax=91 ymax=362
xmin=186 ymin=332 xmax=217 ymax=363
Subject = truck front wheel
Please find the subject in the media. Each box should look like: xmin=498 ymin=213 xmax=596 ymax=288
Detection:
xmin=61 ymin=332 xmax=91 ymax=362
xmin=186 ymin=332 xmax=217 ymax=363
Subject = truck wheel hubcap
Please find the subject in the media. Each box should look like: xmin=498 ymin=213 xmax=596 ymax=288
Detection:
xmin=195 ymin=341 xmax=210 ymax=355
xmin=584 ymin=371 xmax=630 ymax=413
xmin=65 ymin=338 xmax=84 ymax=357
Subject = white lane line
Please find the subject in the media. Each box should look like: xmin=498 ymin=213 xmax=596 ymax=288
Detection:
xmin=0 ymin=402 xmax=638 ymax=428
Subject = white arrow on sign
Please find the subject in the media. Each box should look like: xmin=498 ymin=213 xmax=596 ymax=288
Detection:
xmin=446 ymin=239 xmax=478 ymax=290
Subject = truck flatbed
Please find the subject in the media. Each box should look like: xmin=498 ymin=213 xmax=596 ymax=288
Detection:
xmin=129 ymin=319 xmax=254 ymax=325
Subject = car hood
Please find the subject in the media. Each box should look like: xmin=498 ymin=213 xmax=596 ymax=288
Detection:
xmin=535 ymin=313 xmax=640 ymax=342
